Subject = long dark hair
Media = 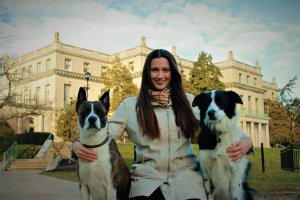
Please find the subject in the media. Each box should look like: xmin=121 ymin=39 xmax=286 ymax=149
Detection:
xmin=136 ymin=49 xmax=199 ymax=139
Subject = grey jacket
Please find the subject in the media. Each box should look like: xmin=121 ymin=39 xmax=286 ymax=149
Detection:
xmin=108 ymin=93 xmax=207 ymax=200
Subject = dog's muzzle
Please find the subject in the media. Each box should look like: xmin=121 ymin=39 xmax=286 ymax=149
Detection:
xmin=87 ymin=116 xmax=101 ymax=131
xmin=207 ymin=110 xmax=217 ymax=120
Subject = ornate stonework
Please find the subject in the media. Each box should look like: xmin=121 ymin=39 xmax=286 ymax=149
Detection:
xmin=0 ymin=34 xmax=278 ymax=146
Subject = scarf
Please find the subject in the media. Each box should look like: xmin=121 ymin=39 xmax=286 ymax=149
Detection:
xmin=149 ymin=88 xmax=170 ymax=107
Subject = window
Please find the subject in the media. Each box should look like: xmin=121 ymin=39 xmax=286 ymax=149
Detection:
xmin=254 ymin=77 xmax=257 ymax=87
xmin=255 ymin=98 xmax=259 ymax=112
xmin=101 ymin=66 xmax=107 ymax=76
xmin=36 ymin=87 xmax=40 ymax=104
xmin=240 ymin=95 xmax=244 ymax=110
xmin=22 ymin=67 xmax=25 ymax=78
xmin=84 ymin=62 xmax=90 ymax=72
xmin=29 ymin=89 xmax=32 ymax=105
xmin=37 ymin=62 xmax=41 ymax=74
xmin=45 ymin=84 xmax=50 ymax=105
xmin=64 ymin=84 xmax=71 ymax=106
xmin=128 ymin=61 xmax=134 ymax=71
xmin=248 ymin=96 xmax=251 ymax=111
xmin=239 ymin=73 xmax=242 ymax=83
xmin=20 ymin=91 xmax=23 ymax=104
xmin=46 ymin=59 xmax=50 ymax=71
xmin=247 ymin=75 xmax=250 ymax=85
xmin=29 ymin=65 xmax=32 ymax=75
xmin=24 ymin=89 xmax=28 ymax=105
xmin=64 ymin=58 xmax=71 ymax=70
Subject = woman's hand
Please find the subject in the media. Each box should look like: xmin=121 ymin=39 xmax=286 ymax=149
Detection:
xmin=72 ymin=141 xmax=98 ymax=162
xmin=226 ymin=137 xmax=253 ymax=161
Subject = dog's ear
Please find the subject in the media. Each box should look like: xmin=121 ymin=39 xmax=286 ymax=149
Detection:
xmin=76 ymin=87 xmax=87 ymax=112
xmin=192 ymin=93 xmax=206 ymax=107
xmin=99 ymin=89 xmax=110 ymax=113
xmin=228 ymin=91 xmax=243 ymax=105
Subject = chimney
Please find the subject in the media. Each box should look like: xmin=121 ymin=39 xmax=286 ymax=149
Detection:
xmin=141 ymin=36 xmax=146 ymax=46
xmin=228 ymin=51 xmax=233 ymax=60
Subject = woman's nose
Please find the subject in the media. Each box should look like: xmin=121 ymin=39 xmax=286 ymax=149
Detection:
xmin=157 ymin=70 xmax=163 ymax=78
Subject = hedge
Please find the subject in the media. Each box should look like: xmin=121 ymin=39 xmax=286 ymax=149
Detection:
xmin=16 ymin=132 xmax=54 ymax=145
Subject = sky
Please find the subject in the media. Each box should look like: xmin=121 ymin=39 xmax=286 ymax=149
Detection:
xmin=0 ymin=0 xmax=299 ymax=98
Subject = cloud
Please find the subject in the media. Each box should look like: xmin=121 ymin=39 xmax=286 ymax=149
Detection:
xmin=0 ymin=0 xmax=299 ymax=97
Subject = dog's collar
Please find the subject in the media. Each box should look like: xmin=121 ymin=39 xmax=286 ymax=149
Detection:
xmin=82 ymin=137 xmax=110 ymax=148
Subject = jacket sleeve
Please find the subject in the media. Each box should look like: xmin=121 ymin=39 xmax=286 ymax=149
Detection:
xmin=108 ymin=99 xmax=128 ymax=139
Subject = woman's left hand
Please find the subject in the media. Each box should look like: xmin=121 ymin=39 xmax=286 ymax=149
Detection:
xmin=226 ymin=137 xmax=253 ymax=161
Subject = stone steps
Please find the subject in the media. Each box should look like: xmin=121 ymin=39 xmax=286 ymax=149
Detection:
xmin=5 ymin=142 xmax=72 ymax=171
xmin=6 ymin=158 xmax=51 ymax=171
xmin=52 ymin=142 xmax=72 ymax=159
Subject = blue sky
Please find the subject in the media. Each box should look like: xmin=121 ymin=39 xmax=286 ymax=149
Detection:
xmin=0 ymin=0 xmax=299 ymax=97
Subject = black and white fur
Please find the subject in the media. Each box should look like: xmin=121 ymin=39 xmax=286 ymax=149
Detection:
xmin=192 ymin=90 xmax=254 ymax=200
xmin=76 ymin=87 xmax=131 ymax=200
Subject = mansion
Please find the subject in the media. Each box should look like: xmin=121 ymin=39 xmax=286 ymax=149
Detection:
xmin=0 ymin=32 xmax=278 ymax=147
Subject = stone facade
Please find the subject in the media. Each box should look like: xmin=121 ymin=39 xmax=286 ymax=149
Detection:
xmin=215 ymin=51 xmax=278 ymax=147
xmin=0 ymin=33 xmax=278 ymax=146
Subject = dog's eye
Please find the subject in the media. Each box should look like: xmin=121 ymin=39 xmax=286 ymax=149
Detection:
xmin=215 ymin=97 xmax=223 ymax=104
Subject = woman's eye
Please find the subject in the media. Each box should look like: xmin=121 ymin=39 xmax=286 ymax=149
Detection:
xmin=150 ymin=67 xmax=159 ymax=71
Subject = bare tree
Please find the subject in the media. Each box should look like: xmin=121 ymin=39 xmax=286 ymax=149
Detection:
xmin=0 ymin=55 xmax=40 ymax=123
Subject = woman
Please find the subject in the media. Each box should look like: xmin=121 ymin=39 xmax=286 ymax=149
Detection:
xmin=73 ymin=49 xmax=252 ymax=200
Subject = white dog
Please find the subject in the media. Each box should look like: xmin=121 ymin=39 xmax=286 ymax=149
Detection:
xmin=192 ymin=90 xmax=254 ymax=200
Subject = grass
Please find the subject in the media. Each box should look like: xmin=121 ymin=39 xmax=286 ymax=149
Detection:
xmin=248 ymin=147 xmax=300 ymax=194
xmin=42 ymin=143 xmax=300 ymax=195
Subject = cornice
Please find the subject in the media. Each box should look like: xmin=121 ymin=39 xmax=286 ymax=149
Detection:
xmin=226 ymin=82 xmax=266 ymax=94
xmin=55 ymin=49 xmax=111 ymax=64
xmin=219 ymin=65 xmax=262 ymax=77
xmin=5 ymin=69 xmax=107 ymax=85
xmin=12 ymin=49 xmax=57 ymax=66
xmin=54 ymin=69 xmax=106 ymax=83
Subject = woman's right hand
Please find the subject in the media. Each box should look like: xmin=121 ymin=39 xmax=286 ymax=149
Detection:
xmin=72 ymin=141 xmax=98 ymax=162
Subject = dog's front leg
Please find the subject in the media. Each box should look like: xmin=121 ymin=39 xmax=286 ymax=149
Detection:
xmin=230 ymin=163 xmax=245 ymax=200
xmin=80 ymin=183 xmax=91 ymax=200
xmin=230 ymin=158 xmax=247 ymax=200
xmin=200 ymin=165 xmax=213 ymax=200
xmin=230 ymin=175 xmax=243 ymax=200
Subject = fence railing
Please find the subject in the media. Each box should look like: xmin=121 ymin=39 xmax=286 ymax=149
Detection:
xmin=240 ymin=110 xmax=269 ymax=119
xmin=280 ymin=144 xmax=300 ymax=172
xmin=2 ymin=141 xmax=18 ymax=170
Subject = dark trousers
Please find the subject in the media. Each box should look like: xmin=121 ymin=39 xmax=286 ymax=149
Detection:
xmin=129 ymin=188 xmax=165 ymax=200
xmin=129 ymin=187 xmax=201 ymax=200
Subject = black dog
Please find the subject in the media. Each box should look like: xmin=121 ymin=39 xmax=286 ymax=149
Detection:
xmin=76 ymin=87 xmax=131 ymax=200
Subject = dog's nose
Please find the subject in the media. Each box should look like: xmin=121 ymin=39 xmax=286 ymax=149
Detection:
xmin=207 ymin=110 xmax=216 ymax=120
xmin=88 ymin=116 xmax=97 ymax=125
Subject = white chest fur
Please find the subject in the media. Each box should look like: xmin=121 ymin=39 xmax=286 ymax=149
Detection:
xmin=199 ymin=126 xmax=250 ymax=200
xmin=78 ymin=125 xmax=117 ymax=200
xmin=79 ymin=141 xmax=116 ymax=200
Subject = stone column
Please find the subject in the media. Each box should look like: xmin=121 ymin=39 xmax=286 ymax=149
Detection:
xmin=266 ymin=123 xmax=270 ymax=147
xmin=251 ymin=122 xmax=256 ymax=147
xmin=258 ymin=123 xmax=262 ymax=146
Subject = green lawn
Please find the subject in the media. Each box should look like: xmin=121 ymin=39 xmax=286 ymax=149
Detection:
xmin=248 ymin=147 xmax=300 ymax=194
xmin=0 ymin=144 xmax=31 ymax=161
xmin=42 ymin=143 xmax=300 ymax=195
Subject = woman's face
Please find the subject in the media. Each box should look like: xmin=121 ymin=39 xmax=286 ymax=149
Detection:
xmin=150 ymin=57 xmax=171 ymax=90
